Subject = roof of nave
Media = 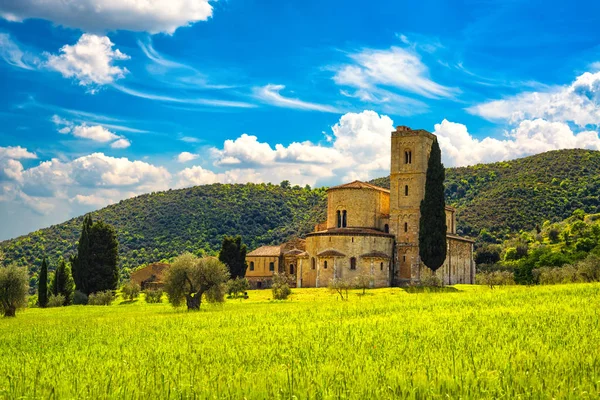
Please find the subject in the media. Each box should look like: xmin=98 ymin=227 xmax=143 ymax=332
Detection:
xmin=327 ymin=180 xmax=390 ymax=193
xmin=247 ymin=245 xmax=282 ymax=257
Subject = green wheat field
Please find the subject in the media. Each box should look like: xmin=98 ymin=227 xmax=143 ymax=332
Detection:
xmin=2 ymin=284 xmax=600 ymax=399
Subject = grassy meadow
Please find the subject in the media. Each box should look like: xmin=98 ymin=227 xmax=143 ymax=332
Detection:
xmin=2 ymin=284 xmax=600 ymax=399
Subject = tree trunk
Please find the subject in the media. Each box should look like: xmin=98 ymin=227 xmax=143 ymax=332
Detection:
xmin=4 ymin=305 xmax=16 ymax=317
xmin=186 ymin=294 xmax=201 ymax=311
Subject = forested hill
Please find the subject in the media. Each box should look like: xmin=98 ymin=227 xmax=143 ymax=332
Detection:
xmin=370 ymin=149 xmax=600 ymax=240
xmin=1 ymin=184 xmax=328 ymax=275
xmin=2 ymin=149 xmax=600 ymax=275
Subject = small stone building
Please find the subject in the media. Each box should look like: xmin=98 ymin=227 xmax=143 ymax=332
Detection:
xmin=246 ymin=126 xmax=475 ymax=287
xmin=245 ymin=239 xmax=306 ymax=288
xmin=130 ymin=262 xmax=170 ymax=289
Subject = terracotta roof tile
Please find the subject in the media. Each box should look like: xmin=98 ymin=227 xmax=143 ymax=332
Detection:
xmin=327 ymin=180 xmax=390 ymax=193
xmin=317 ymin=249 xmax=346 ymax=257
xmin=247 ymin=245 xmax=282 ymax=257
xmin=360 ymin=251 xmax=391 ymax=259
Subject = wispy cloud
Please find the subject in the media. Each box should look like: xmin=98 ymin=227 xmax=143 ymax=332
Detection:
xmin=113 ymin=84 xmax=256 ymax=108
xmin=0 ymin=32 xmax=36 ymax=70
xmin=253 ymin=84 xmax=340 ymax=113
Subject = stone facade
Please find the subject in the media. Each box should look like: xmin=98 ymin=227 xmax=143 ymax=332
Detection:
xmin=246 ymin=126 xmax=475 ymax=287
xmin=245 ymin=239 xmax=305 ymax=288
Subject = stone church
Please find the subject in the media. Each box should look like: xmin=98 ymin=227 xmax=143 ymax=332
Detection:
xmin=246 ymin=126 xmax=475 ymax=288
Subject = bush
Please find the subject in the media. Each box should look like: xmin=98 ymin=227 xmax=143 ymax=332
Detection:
xmin=534 ymin=256 xmax=600 ymax=285
xmin=144 ymin=289 xmax=163 ymax=303
xmin=419 ymin=268 xmax=444 ymax=287
xmin=271 ymin=273 xmax=291 ymax=300
xmin=475 ymin=271 xmax=515 ymax=288
xmin=121 ymin=281 xmax=141 ymax=301
xmin=73 ymin=290 xmax=88 ymax=305
xmin=227 ymin=277 xmax=249 ymax=299
xmin=88 ymin=291 xmax=115 ymax=306
xmin=28 ymin=294 xmax=39 ymax=308
xmin=47 ymin=294 xmax=66 ymax=308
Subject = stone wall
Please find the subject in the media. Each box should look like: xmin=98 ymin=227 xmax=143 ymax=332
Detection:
xmin=326 ymin=188 xmax=390 ymax=230
xmin=301 ymin=233 xmax=394 ymax=288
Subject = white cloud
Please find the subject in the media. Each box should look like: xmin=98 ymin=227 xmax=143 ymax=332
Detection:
xmin=0 ymin=33 xmax=36 ymax=70
xmin=110 ymin=138 xmax=131 ymax=149
xmin=334 ymin=47 xmax=457 ymax=99
xmin=46 ymin=34 xmax=129 ymax=92
xmin=467 ymin=70 xmax=600 ymax=127
xmin=53 ymin=115 xmax=131 ymax=148
xmin=253 ymin=84 xmax=340 ymax=112
xmin=184 ymin=110 xmax=394 ymax=187
xmin=0 ymin=146 xmax=37 ymax=182
xmin=0 ymin=0 xmax=213 ymax=35
xmin=177 ymin=152 xmax=199 ymax=163
xmin=72 ymin=125 xmax=119 ymax=142
xmin=434 ymin=118 xmax=600 ymax=167
xmin=71 ymin=193 xmax=115 ymax=207
xmin=0 ymin=146 xmax=37 ymax=160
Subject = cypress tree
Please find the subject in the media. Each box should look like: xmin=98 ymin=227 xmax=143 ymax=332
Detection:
xmin=419 ymin=139 xmax=447 ymax=272
xmin=72 ymin=215 xmax=93 ymax=294
xmin=86 ymin=221 xmax=119 ymax=294
xmin=218 ymin=235 xmax=248 ymax=279
xmin=51 ymin=257 xmax=75 ymax=305
xmin=38 ymin=257 xmax=48 ymax=308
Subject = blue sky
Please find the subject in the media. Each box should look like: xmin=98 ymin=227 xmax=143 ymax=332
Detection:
xmin=2 ymin=0 xmax=600 ymax=240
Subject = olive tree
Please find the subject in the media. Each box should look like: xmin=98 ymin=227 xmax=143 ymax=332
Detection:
xmin=164 ymin=253 xmax=229 ymax=311
xmin=0 ymin=264 xmax=29 ymax=317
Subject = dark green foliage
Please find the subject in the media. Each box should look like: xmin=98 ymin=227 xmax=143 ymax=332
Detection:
xmin=71 ymin=215 xmax=92 ymax=294
xmin=474 ymin=245 xmax=501 ymax=265
xmin=38 ymin=257 xmax=48 ymax=308
xmin=219 ymin=236 xmax=247 ymax=279
xmin=71 ymin=216 xmax=119 ymax=295
xmin=419 ymin=139 xmax=447 ymax=272
xmin=0 ymin=264 xmax=29 ymax=317
xmin=73 ymin=290 xmax=88 ymax=305
xmin=50 ymin=258 xmax=75 ymax=305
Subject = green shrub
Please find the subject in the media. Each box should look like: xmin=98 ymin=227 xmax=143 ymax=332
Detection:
xmin=475 ymin=271 xmax=515 ymax=288
xmin=73 ymin=290 xmax=88 ymax=305
xmin=121 ymin=281 xmax=141 ymax=301
xmin=47 ymin=294 xmax=66 ymax=308
xmin=88 ymin=291 xmax=115 ymax=306
xmin=419 ymin=269 xmax=444 ymax=287
xmin=271 ymin=273 xmax=291 ymax=300
xmin=143 ymin=289 xmax=163 ymax=303
xmin=227 ymin=277 xmax=249 ymax=299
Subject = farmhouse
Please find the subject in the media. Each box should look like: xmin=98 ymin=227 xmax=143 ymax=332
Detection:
xmin=246 ymin=126 xmax=475 ymax=288
xmin=130 ymin=262 xmax=170 ymax=289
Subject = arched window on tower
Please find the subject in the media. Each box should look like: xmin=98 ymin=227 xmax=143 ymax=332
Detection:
xmin=404 ymin=222 xmax=408 ymax=232
xmin=342 ymin=210 xmax=347 ymax=227
xmin=405 ymin=150 xmax=412 ymax=164
xmin=311 ymin=258 xmax=316 ymax=270
xmin=350 ymin=257 xmax=356 ymax=270
xmin=336 ymin=210 xmax=341 ymax=228
xmin=289 ymin=264 xmax=294 ymax=274
xmin=405 ymin=185 xmax=409 ymax=196
xmin=323 ymin=261 xmax=328 ymax=269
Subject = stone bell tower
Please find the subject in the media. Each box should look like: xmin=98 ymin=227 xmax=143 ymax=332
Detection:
xmin=389 ymin=126 xmax=436 ymax=282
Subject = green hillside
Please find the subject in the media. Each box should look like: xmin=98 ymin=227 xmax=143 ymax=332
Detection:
xmin=1 ymin=183 xmax=327 ymax=278
xmin=2 ymin=149 xmax=600 ymax=278
xmin=370 ymin=149 xmax=600 ymax=240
